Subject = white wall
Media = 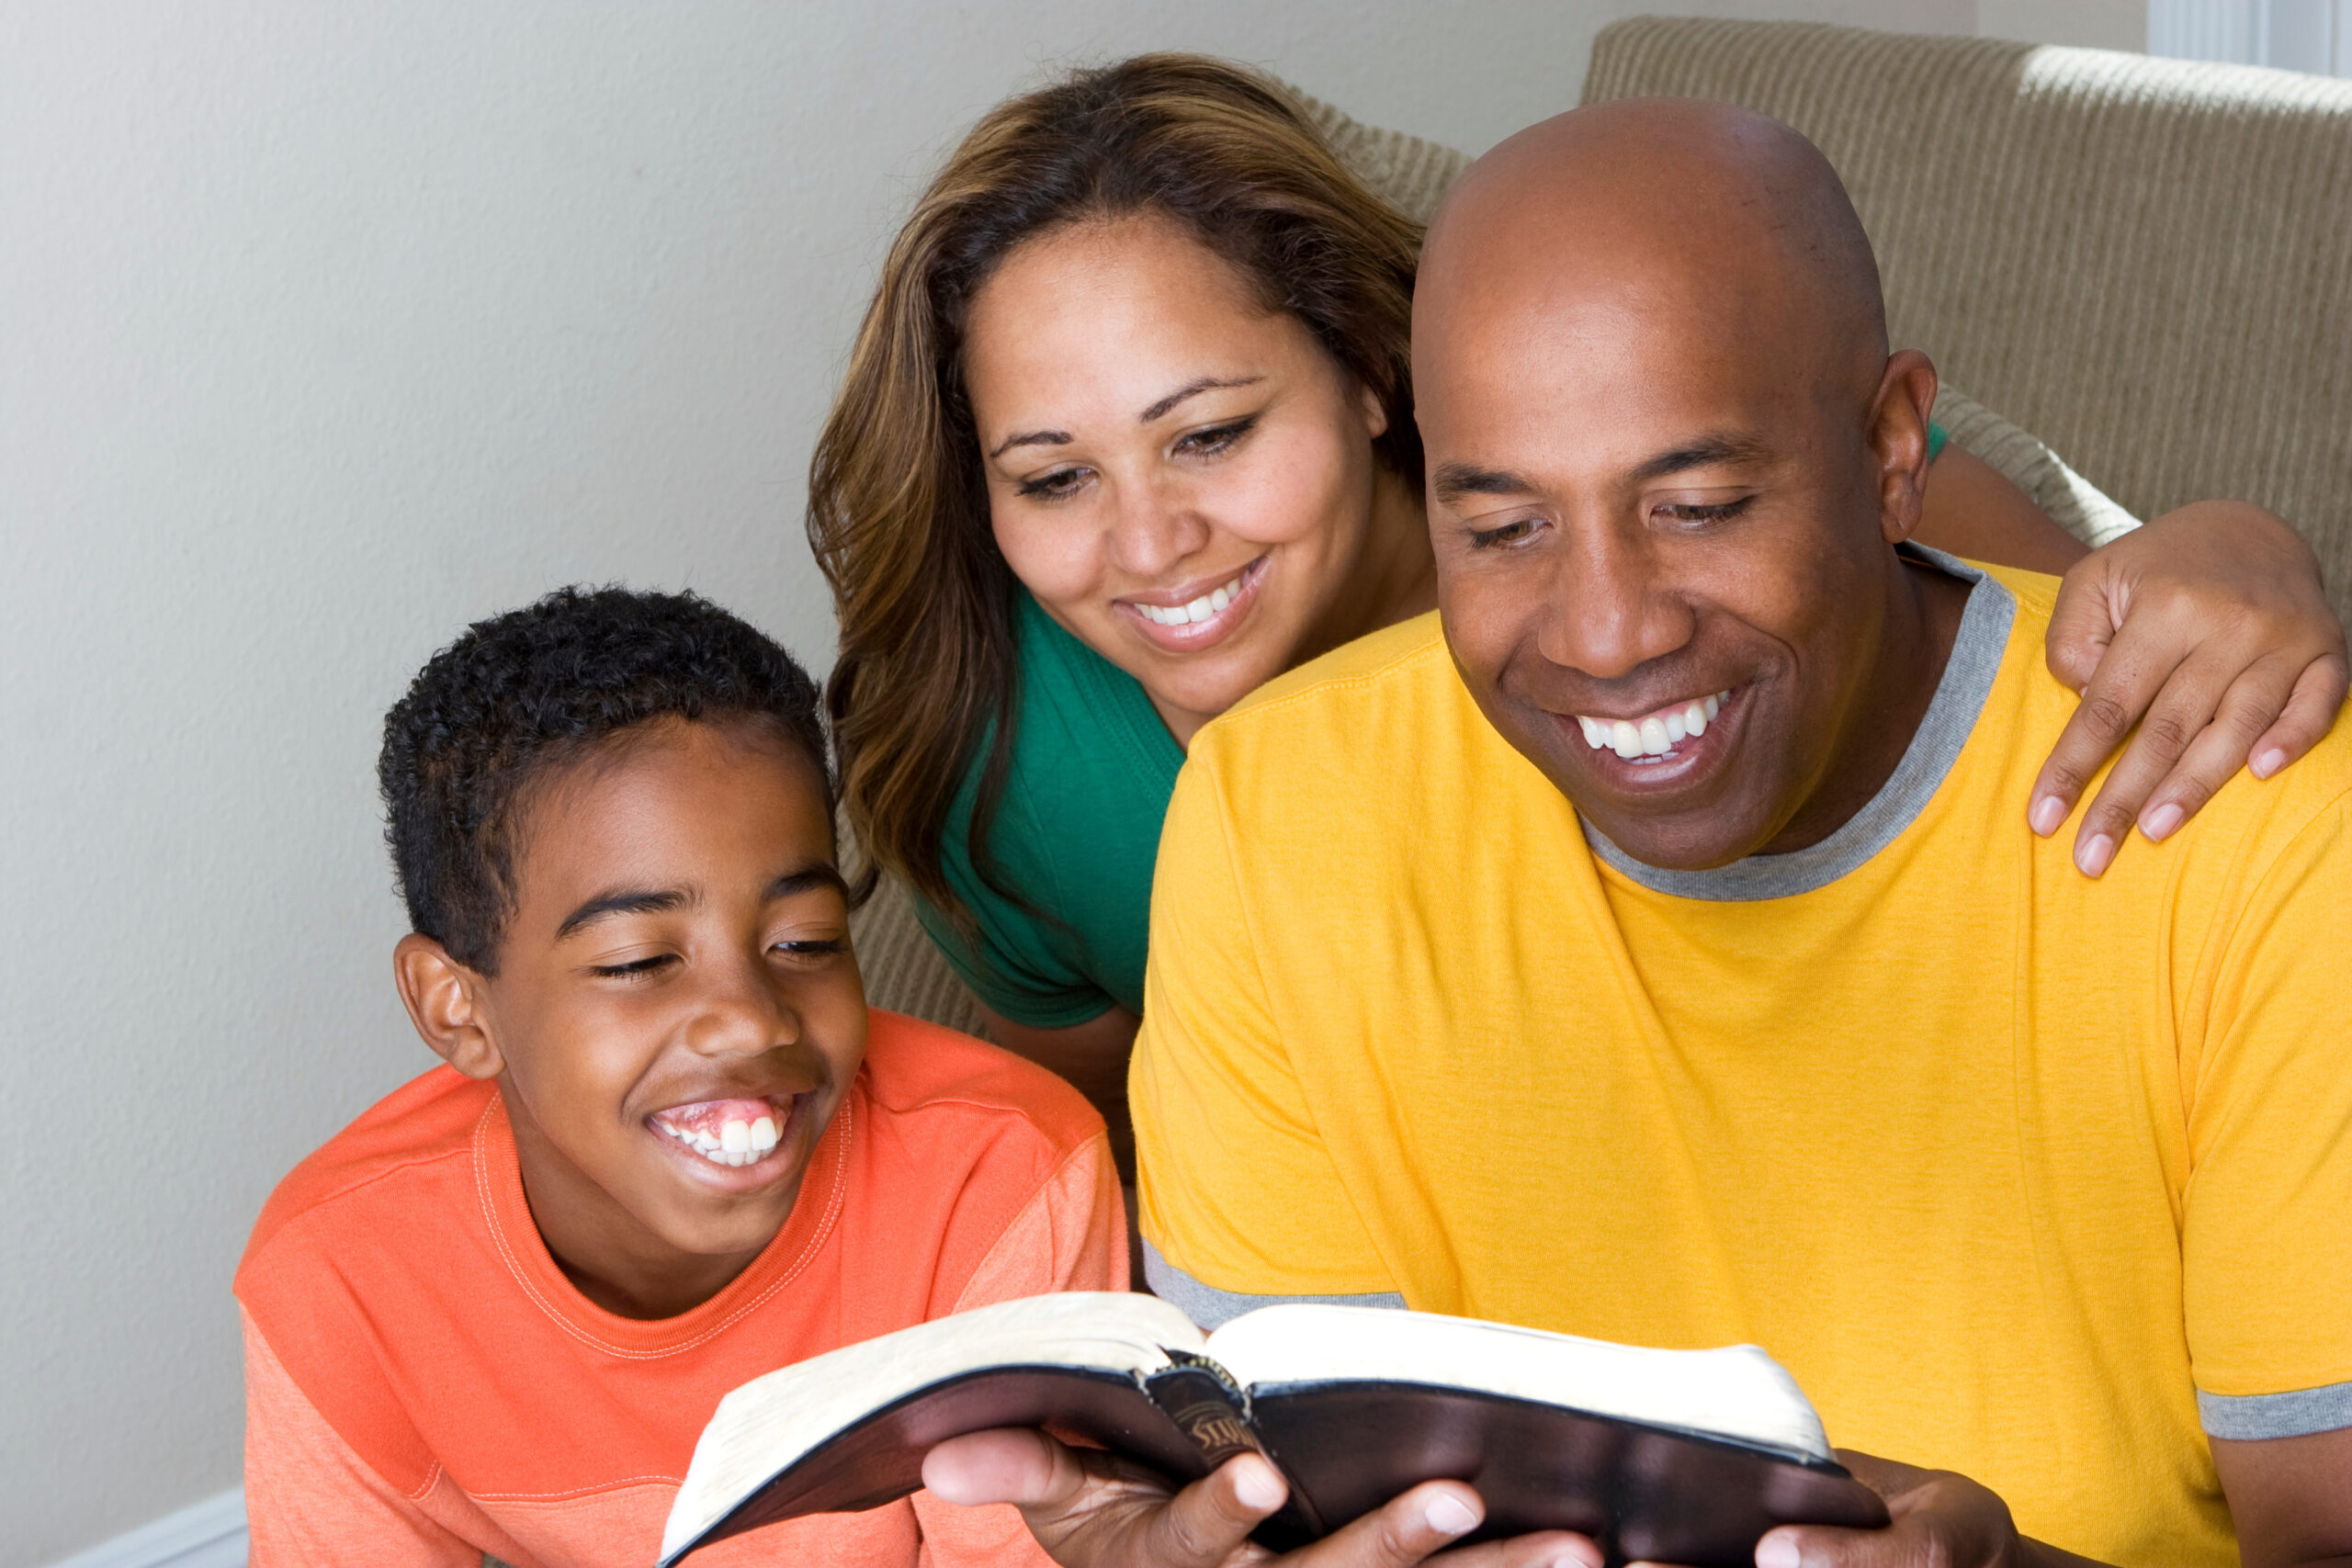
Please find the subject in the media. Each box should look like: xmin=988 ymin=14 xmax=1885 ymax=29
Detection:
xmin=2 ymin=2 xmax=2142 ymax=1560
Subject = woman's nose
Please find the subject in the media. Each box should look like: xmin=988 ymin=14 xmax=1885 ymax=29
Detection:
xmin=1105 ymin=474 xmax=1212 ymax=580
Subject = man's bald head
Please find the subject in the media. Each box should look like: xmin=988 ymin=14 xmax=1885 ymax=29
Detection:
xmin=1413 ymin=96 xmax=1958 ymax=874
xmin=1419 ymin=98 xmax=1887 ymax=404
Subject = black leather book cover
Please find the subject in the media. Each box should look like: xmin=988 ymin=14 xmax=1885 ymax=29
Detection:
xmin=673 ymin=1363 xmax=1886 ymax=1566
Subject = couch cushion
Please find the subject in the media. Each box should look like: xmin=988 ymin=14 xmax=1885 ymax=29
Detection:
xmin=1578 ymin=17 xmax=2352 ymax=621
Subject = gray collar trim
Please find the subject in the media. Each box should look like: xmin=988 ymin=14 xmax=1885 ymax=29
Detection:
xmin=1581 ymin=545 xmax=2015 ymax=903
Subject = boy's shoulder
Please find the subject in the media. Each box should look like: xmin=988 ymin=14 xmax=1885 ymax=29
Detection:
xmin=237 ymin=1064 xmax=491 ymax=1286
xmin=858 ymin=1008 xmax=1104 ymax=1155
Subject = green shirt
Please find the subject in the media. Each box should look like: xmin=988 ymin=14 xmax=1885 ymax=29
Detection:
xmin=919 ymin=421 xmax=1951 ymax=1028
xmin=916 ymin=591 xmax=1182 ymax=1027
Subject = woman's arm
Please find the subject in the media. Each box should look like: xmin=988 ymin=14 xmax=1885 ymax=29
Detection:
xmin=1914 ymin=445 xmax=2087 ymax=574
xmin=1918 ymin=450 xmax=2348 ymax=875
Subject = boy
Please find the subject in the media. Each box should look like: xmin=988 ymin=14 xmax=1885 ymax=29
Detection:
xmin=235 ymin=587 xmax=1123 ymax=1565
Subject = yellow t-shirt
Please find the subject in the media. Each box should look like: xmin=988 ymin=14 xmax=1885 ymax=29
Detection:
xmin=1131 ymin=558 xmax=2352 ymax=1565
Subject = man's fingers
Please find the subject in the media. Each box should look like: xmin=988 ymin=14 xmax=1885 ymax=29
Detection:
xmin=922 ymin=1427 xmax=1091 ymax=1510
xmin=2248 ymin=652 xmax=2349 ymax=781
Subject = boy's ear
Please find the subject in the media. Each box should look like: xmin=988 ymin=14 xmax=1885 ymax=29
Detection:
xmin=393 ymin=933 xmax=504 ymax=1080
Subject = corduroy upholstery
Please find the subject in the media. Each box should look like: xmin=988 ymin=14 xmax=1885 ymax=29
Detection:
xmin=1580 ymin=17 xmax=2352 ymax=623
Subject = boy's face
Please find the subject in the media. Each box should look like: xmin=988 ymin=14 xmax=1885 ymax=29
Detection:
xmin=398 ymin=716 xmax=865 ymax=1318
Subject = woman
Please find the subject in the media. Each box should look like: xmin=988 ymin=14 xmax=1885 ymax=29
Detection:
xmin=810 ymin=55 xmax=2346 ymax=1174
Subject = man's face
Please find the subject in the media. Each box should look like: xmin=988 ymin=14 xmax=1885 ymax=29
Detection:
xmin=464 ymin=718 xmax=865 ymax=1294
xmin=1419 ymin=258 xmax=1911 ymax=870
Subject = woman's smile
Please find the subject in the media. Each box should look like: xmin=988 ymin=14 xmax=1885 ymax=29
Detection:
xmin=1117 ymin=554 xmax=1269 ymax=651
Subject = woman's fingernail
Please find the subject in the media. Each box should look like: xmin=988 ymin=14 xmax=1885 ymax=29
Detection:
xmin=1755 ymin=1537 xmax=1804 ymax=1568
xmin=1425 ymin=1493 xmax=1479 ymax=1536
xmin=2076 ymin=832 xmax=2116 ymax=877
xmin=2030 ymin=794 xmax=2066 ymax=836
xmin=2142 ymin=802 xmax=2185 ymax=841
xmin=2253 ymin=747 xmax=2287 ymax=779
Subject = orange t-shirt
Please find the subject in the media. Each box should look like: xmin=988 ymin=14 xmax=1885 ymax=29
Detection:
xmin=235 ymin=1009 xmax=1123 ymax=1568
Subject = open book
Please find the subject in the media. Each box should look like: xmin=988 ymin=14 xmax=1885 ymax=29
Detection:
xmin=659 ymin=1292 xmax=1886 ymax=1566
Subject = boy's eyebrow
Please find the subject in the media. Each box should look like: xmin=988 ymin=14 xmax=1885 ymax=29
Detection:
xmin=555 ymin=887 xmax=695 ymax=941
xmin=766 ymin=864 xmax=849 ymax=901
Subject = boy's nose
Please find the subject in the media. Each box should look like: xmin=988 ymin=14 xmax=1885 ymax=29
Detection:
xmin=682 ymin=960 xmax=798 ymax=1057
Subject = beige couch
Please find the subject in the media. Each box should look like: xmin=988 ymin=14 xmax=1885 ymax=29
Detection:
xmin=854 ymin=17 xmax=2352 ymax=1031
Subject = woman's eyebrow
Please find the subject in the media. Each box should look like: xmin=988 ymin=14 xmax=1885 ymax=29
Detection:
xmin=988 ymin=427 xmax=1072 ymax=459
xmin=1139 ymin=375 xmax=1261 ymax=423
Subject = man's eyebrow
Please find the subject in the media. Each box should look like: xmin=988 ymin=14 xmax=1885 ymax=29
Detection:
xmin=1140 ymin=375 xmax=1261 ymax=424
xmin=765 ymin=864 xmax=849 ymax=902
xmin=1431 ymin=462 xmax=1538 ymax=507
xmin=1630 ymin=433 xmax=1774 ymax=484
xmin=554 ymin=886 xmax=695 ymax=941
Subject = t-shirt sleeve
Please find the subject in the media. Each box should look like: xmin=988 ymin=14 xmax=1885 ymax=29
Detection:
xmin=1129 ymin=746 xmax=1398 ymax=1323
xmin=1926 ymin=418 xmax=1950 ymax=463
xmin=2182 ymin=795 xmax=2352 ymax=1438
xmin=911 ymin=874 xmax=1116 ymax=1031
xmin=910 ymin=1132 xmax=1125 ymax=1568
xmin=243 ymin=1309 xmax=482 ymax=1568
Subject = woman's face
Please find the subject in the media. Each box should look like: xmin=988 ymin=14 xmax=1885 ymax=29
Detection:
xmin=961 ymin=213 xmax=1395 ymax=743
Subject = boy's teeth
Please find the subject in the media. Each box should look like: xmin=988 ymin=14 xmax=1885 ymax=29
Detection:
xmin=653 ymin=1100 xmax=788 ymax=1168
xmin=1579 ymin=690 xmax=1733 ymax=759
xmin=1136 ymin=570 xmax=1245 ymax=626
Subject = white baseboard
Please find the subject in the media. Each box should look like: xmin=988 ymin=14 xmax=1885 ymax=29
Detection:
xmin=44 ymin=1488 xmax=246 ymax=1568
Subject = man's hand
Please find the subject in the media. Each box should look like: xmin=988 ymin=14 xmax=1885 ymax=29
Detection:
xmin=1628 ymin=1450 xmax=2109 ymax=1568
xmin=922 ymin=1427 xmax=1600 ymax=1568
xmin=2033 ymin=501 xmax=2347 ymax=877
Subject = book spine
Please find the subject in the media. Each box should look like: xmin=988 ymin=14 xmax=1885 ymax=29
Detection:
xmin=1146 ymin=1354 xmax=1265 ymax=1467
xmin=1145 ymin=1354 xmax=1324 ymax=1545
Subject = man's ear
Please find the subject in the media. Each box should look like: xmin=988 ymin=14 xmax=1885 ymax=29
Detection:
xmin=1865 ymin=349 xmax=1939 ymax=546
xmin=393 ymin=933 xmax=504 ymax=1080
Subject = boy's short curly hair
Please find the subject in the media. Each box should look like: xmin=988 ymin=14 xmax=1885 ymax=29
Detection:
xmin=379 ymin=585 xmax=830 ymax=975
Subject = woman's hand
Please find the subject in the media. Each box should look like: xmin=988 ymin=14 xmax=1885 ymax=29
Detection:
xmin=2032 ymin=502 xmax=2346 ymax=876
xmin=922 ymin=1427 xmax=1598 ymax=1568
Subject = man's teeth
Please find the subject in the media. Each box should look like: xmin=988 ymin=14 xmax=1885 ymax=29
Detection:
xmin=1577 ymin=691 xmax=1729 ymax=760
xmin=656 ymin=1113 xmax=781 ymax=1168
xmin=1136 ymin=571 xmax=1245 ymax=626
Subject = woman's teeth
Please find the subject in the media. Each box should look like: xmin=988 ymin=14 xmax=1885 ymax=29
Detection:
xmin=1577 ymin=691 xmax=1730 ymax=760
xmin=1136 ymin=570 xmax=1245 ymax=626
xmin=655 ymin=1113 xmax=781 ymax=1168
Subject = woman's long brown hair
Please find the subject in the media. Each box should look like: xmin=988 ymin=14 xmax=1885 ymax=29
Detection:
xmin=809 ymin=53 xmax=1424 ymax=926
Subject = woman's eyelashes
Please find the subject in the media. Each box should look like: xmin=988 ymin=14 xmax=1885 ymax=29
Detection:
xmin=1171 ymin=414 xmax=1258 ymax=459
xmin=1015 ymin=466 xmax=1091 ymax=501
xmin=1009 ymin=416 xmax=1261 ymax=501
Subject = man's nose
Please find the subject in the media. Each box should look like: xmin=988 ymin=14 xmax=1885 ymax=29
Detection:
xmin=1105 ymin=472 xmax=1212 ymax=581
xmin=1534 ymin=525 xmax=1694 ymax=681
xmin=681 ymin=953 xmax=797 ymax=1059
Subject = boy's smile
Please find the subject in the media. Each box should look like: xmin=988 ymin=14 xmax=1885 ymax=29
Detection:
xmin=396 ymin=715 xmax=865 ymax=1320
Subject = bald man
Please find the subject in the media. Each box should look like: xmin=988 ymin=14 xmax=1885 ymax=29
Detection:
xmin=925 ymin=102 xmax=2352 ymax=1568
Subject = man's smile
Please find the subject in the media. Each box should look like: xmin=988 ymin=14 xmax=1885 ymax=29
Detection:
xmin=1572 ymin=688 xmax=1734 ymax=760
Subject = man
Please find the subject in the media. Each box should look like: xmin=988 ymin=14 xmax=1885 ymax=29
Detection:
xmin=927 ymin=100 xmax=2352 ymax=1567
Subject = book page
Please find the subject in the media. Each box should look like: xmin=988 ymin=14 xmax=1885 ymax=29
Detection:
xmin=663 ymin=1292 xmax=1204 ymax=1561
xmin=1204 ymin=1304 xmax=1830 ymax=1463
